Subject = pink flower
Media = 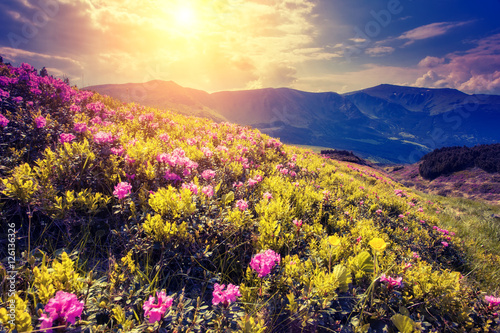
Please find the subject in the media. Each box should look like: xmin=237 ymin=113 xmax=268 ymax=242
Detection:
xmin=236 ymin=199 xmax=248 ymax=211
xmin=233 ymin=181 xmax=244 ymax=188
xmin=485 ymin=295 xmax=500 ymax=307
xmin=159 ymin=133 xmax=170 ymax=142
xmin=201 ymin=147 xmax=213 ymax=157
xmin=113 ymin=182 xmax=132 ymax=200
xmin=379 ymin=274 xmax=402 ymax=288
xmin=143 ymin=291 xmax=173 ymax=324
xmin=111 ymin=146 xmax=125 ymax=156
xmin=212 ymin=283 xmax=241 ymax=307
xmin=293 ymin=219 xmax=303 ymax=228
xmin=93 ymin=131 xmax=114 ymax=144
xmin=202 ymin=185 xmax=214 ymax=198
xmin=201 ymin=169 xmax=216 ymax=180
xmin=182 ymin=182 xmax=198 ymax=195
xmin=412 ymin=252 xmax=420 ymax=259
xmin=60 ymin=133 xmax=76 ymax=143
xmin=263 ymin=192 xmax=272 ymax=200
xmin=0 ymin=114 xmax=9 ymax=127
xmin=441 ymin=241 xmax=449 ymax=247
xmin=376 ymin=209 xmax=383 ymax=215
xmin=74 ymin=122 xmax=87 ymax=133
xmin=39 ymin=291 xmax=84 ymax=333
xmin=165 ymin=171 xmax=181 ymax=182
xmin=35 ymin=116 xmax=46 ymax=128
xmin=250 ymin=249 xmax=280 ymax=278
xmin=356 ymin=236 xmax=362 ymax=243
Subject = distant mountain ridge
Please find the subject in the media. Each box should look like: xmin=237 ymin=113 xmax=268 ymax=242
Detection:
xmin=84 ymin=82 xmax=500 ymax=163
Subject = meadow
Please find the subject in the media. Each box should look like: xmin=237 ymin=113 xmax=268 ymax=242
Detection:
xmin=0 ymin=61 xmax=499 ymax=332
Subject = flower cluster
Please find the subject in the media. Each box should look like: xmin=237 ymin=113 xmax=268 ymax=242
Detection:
xmin=113 ymin=182 xmax=132 ymax=200
xmin=39 ymin=291 xmax=84 ymax=333
xmin=380 ymin=274 xmax=402 ymax=288
xmin=236 ymin=199 xmax=248 ymax=211
xmin=212 ymin=283 xmax=241 ymax=307
xmin=0 ymin=114 xmax=9 ymax=127
xmin=143 ymin=291 xmax=173 ymax=324
xmin=250 ymin=249 xmax=281 ymax=278
xmin=93 ymin=131 xmax=114 ymax=144
xmin=60 ymin=133 xmax=76 ymax=143
xmin=35 ymin=116 xmax=46 ymax=128
xmin=485 ymin=295 xmax=500 ymax=307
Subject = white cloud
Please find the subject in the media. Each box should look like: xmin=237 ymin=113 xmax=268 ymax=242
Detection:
xmin=413 ymin=33 xmax=500 ymax=94
xmin=365 ymin=46 xmax=395 ymax=57
xmin=397 ymin=21 xmax=473 ymax=46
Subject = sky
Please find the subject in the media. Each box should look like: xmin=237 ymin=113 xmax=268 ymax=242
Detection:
xmin=0 ymin=0 xmax=499 ymax=94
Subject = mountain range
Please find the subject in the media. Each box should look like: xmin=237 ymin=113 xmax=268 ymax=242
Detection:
xmin=84 ymin=81 xmax=500 ymax=163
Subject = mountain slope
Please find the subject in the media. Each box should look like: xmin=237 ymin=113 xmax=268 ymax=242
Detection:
xmin=85 ymin=81 xmax=500 ymax=163
xmin=2 ymin=60 xmax=500 ymax=332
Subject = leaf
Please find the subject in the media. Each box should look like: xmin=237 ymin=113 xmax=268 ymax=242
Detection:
xmin=332 ymin=264 xmax=352 ymax=292
xmin=224 ymin=191 xmax=235 ymax=205
xmin=356 ymin=251 xmax=374 ymax=274
xmin=391 ymin=314 xmax=416 ymax=333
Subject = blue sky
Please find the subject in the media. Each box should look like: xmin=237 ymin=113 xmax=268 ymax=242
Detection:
xmin=1 ymin=0 xmax=499 ymax=94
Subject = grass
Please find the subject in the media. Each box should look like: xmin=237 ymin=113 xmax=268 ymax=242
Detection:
xmin=419 ymin=192 xmax=500 ymax=291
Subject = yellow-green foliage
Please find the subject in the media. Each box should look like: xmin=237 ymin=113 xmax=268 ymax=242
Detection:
xmin=143 ymin=213 xmax=191 ymax=244
xmin=33 ymin=252 xmax=83 ymax=303
xmin=1 ymin=163 xmax=38 ymax=204
xmin=148 ymin=186 xmax=196 ymax=218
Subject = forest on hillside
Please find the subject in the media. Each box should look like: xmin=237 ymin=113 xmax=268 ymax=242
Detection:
xmin=419 ymin=144 xmax=500 ymax=180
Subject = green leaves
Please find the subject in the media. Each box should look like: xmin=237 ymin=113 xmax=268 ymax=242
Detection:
xmin=391 ymin=314 xmax=416 ymax=333
xmin=355 ymin=251 xmax=374 ymax=275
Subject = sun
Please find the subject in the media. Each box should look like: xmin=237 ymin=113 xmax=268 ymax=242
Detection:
xmin=174 ymin=6 xmax=197 ymax=28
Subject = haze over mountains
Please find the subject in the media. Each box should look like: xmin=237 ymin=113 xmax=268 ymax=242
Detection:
xmin=85 ymin=81 xmax=500 ymax=163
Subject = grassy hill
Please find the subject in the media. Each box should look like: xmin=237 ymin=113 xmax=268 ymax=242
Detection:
xmin=1 ymin=61 xmax=500 ymax=332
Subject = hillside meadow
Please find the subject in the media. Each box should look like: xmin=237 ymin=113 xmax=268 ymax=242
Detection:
xmin=0 ymin=61 xmax=499 ymax=332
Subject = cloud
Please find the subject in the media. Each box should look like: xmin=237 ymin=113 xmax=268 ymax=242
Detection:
xmin=418 ymin=56 xmax=445 ymax=68
xmin=413 ymin=33 xmax=500 ymax=94
xmin=397 ymin=21 xmax=473 ymax=46
xmin=365 ymin=46 xmax=395 ymax=57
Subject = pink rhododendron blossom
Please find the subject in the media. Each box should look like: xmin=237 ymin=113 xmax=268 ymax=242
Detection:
xmin=0 ymin=114 xmax=9 ymax=127
xmin=60 ymin=133 xmax=76 ymax=143
xmin=35 ymin=115 xmax=46 ymax=128
xmin=202 ymin=185 xmax=214 ymax=198
xmin=143 ymin=291 xmax=173 ymax=324
xmin=201 ymin=147 xmax=213 ymax=157
xmin=485 ymin=295 xmax=500 ymax=307
xmin=380 ymin=274 xmax=402 ymax=288
xmin=165 ymin=171 xmax=182 ymax=182
xmin=263 ymin=192 xmax=272 ymax=200
xmin=233 ymin=181 xmax=244 ymax=188
xmin=250 ymin=249 xmax=281 ymax=278
xmin=93 ymin=131 xmax=114 ymax=144
xmin=113 ymin=182 xmax=132 ymax=200
xmin=39 ymin=291 xmax=84 ymax=333
xmin=441 ymin=241 xmax=449 ymax=247
xmin=293 ymin=219 xmax=303 ymax=228
xmin=111 ymin=147 xmax=125 ymax=156
xmin=201 ymin=169 xmax=216 ymax=180
xmin=236 ymin=199 xmax=248 ymax=211
xmin=13 ymin=96 xmax=23 ymax=103
xmin=376 ymin=209 xmax=383 ymax=215
xmin=212 ymin=283 xmax=241 ymax=307
xmin=182 ymin=182 xmax=198 ymax=195
xmin=159 ymin=133 xmax=170 ymax=142
xmin=74 ymin=122 xmax=87 ymax=133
